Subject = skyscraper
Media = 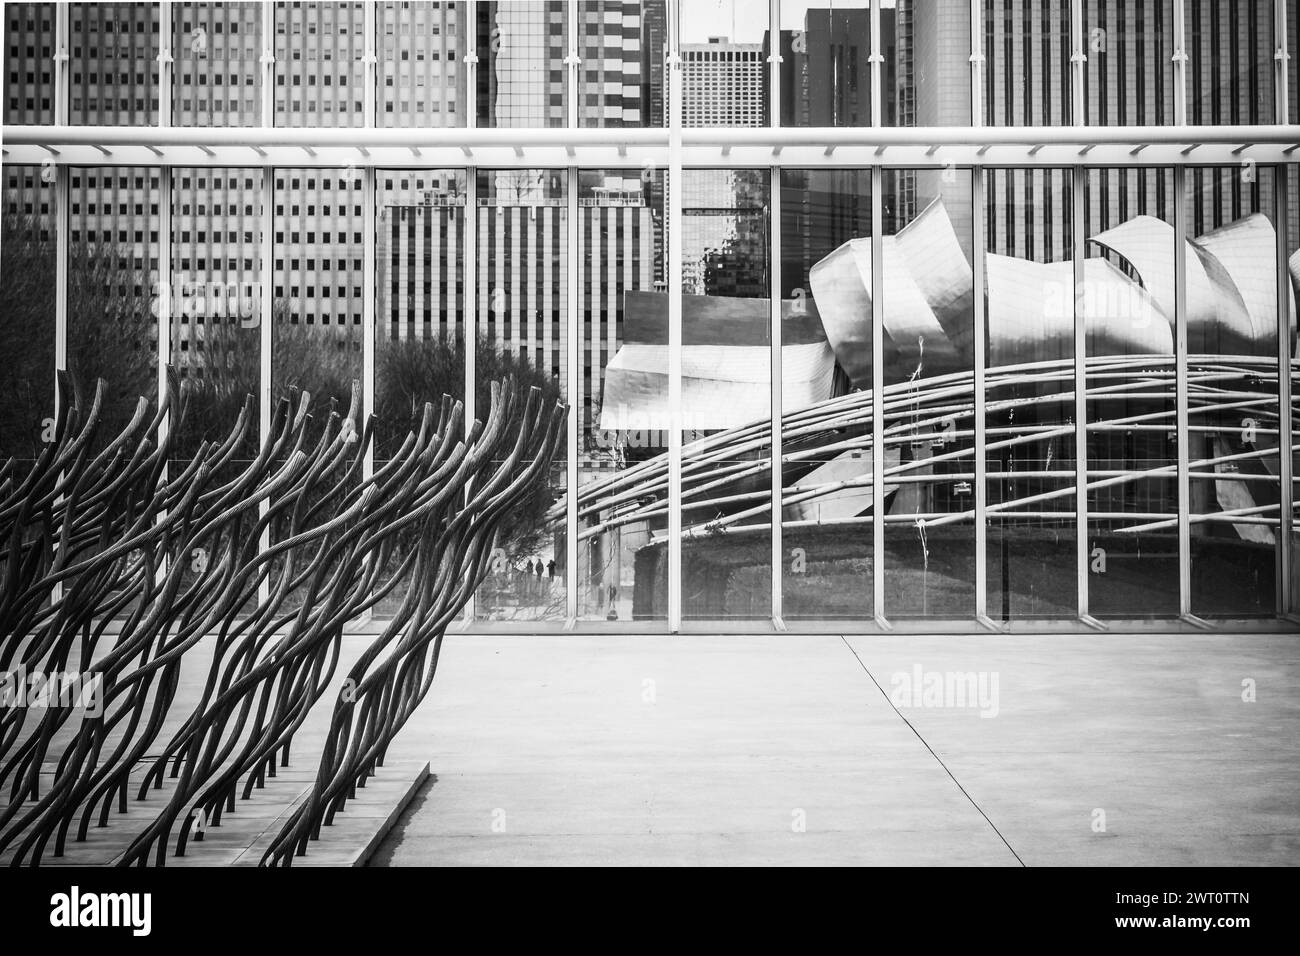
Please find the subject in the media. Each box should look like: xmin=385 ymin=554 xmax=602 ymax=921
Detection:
xmin=681 ymin=37 xmax=765 ymax=127
xmin=4 ymin=1 xmax=659 ymax=389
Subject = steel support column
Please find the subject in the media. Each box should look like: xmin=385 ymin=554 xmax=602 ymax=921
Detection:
xmin=1174 ymin=164 xmax=1193 ymax=619
xmin=871 ymin=166 xmax=887 ymax=629
xmin=768 ymin=0 xmax=784 ymax=629
xmin=667 ymin=0 xmax=683 ymax=632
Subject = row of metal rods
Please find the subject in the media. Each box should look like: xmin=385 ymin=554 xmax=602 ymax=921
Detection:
xmin=0 ymin=370 xmax=566 ymax=867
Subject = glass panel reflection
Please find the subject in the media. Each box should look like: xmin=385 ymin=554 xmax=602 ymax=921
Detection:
xmin=1187 ymin=164 xmax=1283 ymax=617
xmin=477 ymin=0 xmax=568 ymax=129
xmin=984 ymin=167 xmax=1078 ymax=620
xmin=778 ymin=1 xmax=872 ymax=127
xmin=898 ymin=0 xmax=973 ymax=127
xmin=174 ymin=1 xmax=263 ymax=127
xmin=1082 ymin=0 xmax=1174 ymax=126
xmin=1 ymin=165 xmax=57 ymax=476
xmin=677 ymin=168 xmax=771 ymax=621
xmin=70 ymin=1 xmax=159 ymax=126
xmin=169 ymin=167 xmax=263 ymax=608
xmin=269 ymin=167 xmax=365 ymax=617
xmin=576 ymin=167 xmax=664 ymax=622
xmin=578 ymin=1 xmax=665 ymax=128
xmin=4 ymin=2 xmax=56 ymax=125
xmin=68 ymin=165 xmax=160 ymax=621
xmin=274 ymin=1 xmax=366 ymax=128
xmin=680 ymin=0 xmax=769 ymax=127
xmin=984 ymin=0 xmax=1072 ymax=127
xmin=1186 ymin=0 xmax=1274 ymax=126
xmin=779 ymin=167 xmax=872 ymax=620
xmin=1082 ymin=167 xmax=1179 ymax=619
xmin=68 ymin=166 xmax=161 ymax=451
xmin=881 ymin=167 xmax=976 ymax=619
xmin=473 ymin=169 xmax=567 ymax=622
xmin=378 ymin=1 xmax=466 ymax=128
xmin=373 ymin=169 xmax=466 ymax=620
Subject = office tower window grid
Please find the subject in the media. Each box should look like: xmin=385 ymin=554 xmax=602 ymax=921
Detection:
xmin=174 ymin=1 xmax=263 ymax=127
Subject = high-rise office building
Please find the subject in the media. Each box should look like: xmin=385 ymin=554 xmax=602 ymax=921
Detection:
xmin=900 ymin=0 xmax=1287 ymax=259
xmin=681 ymin=37 xmax=765 ymax=127
xmin=4 ymin=1 xmax=659 ymax=390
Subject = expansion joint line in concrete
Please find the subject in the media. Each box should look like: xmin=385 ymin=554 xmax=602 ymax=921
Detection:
xmin=839 ymin=636 xmax=1027 ymax=867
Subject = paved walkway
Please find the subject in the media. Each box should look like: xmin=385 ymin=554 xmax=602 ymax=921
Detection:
xmin=373 ymin=633 xmax=1300 ymax=866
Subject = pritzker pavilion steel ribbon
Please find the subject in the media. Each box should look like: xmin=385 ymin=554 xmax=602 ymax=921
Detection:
xmin=0 ymin=372 xmax=565 ymax=867
xmin=566 ymin=199 xmax=1294 ymax=577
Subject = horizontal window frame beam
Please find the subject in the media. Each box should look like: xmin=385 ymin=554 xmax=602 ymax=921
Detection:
xmin=6 ymin=124 xmax=1300 ymax=169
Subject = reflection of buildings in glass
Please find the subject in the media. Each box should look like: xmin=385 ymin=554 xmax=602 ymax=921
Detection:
xmin=376 ymin=179 xmax=465 ymax=345
xmin=477 ymin=0 xmax=657 ymax=129
xmin=377 ymin=169 xmax=651 ymax=443
xmin=679 ymin=170 xmax=766 ymax=298
xmin=4 ymin=2 xmax=664 ymax=377
xmin=773 ymin=7 xmax=908 ymax=274
xmin=272 ymin=1 xmax=367 ymax=127
xmin=638 ymin=0 xmax=667 ymax=127
xmin=475 ymin=170 xmax=569 ymax=380
xmin=775 ymin=6 xmax=892 ymax=128
xmin=377 ymin=0 xmax=466 ymax=126
xmin=899 ymin=0 xmax=1288 ymax=259
xmin=589 ymin=196 xmax=1291 ymax=617
xmin=478 ymin=1 xmax=565 ymax=128
xmin=681 ymin=37 xmax=765 ymax=127
xmin=577 ymin=175 xmax=656 ymax=466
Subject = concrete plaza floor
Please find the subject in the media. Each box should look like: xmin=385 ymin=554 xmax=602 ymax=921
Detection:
xmin=372 ymin=633 xmax=1300 ymax=866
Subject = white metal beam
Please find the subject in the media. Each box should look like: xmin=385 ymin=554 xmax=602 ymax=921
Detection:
xmin=8 ymin=125 xmax=1300 ymax=171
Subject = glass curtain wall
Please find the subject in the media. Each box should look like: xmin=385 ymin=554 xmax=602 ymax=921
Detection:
xmin=4 ymin=0 xmax=1299 ymax=631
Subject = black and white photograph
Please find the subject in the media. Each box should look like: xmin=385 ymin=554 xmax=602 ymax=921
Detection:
xmin=0 ymin=0 xmax=1295 ymax=937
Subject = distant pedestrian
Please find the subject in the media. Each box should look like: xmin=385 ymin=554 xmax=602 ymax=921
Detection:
xmin=547 ymin=559 xmax=556 ymax=580
xmin=535 ymin=560 xmax=543 ymax=580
